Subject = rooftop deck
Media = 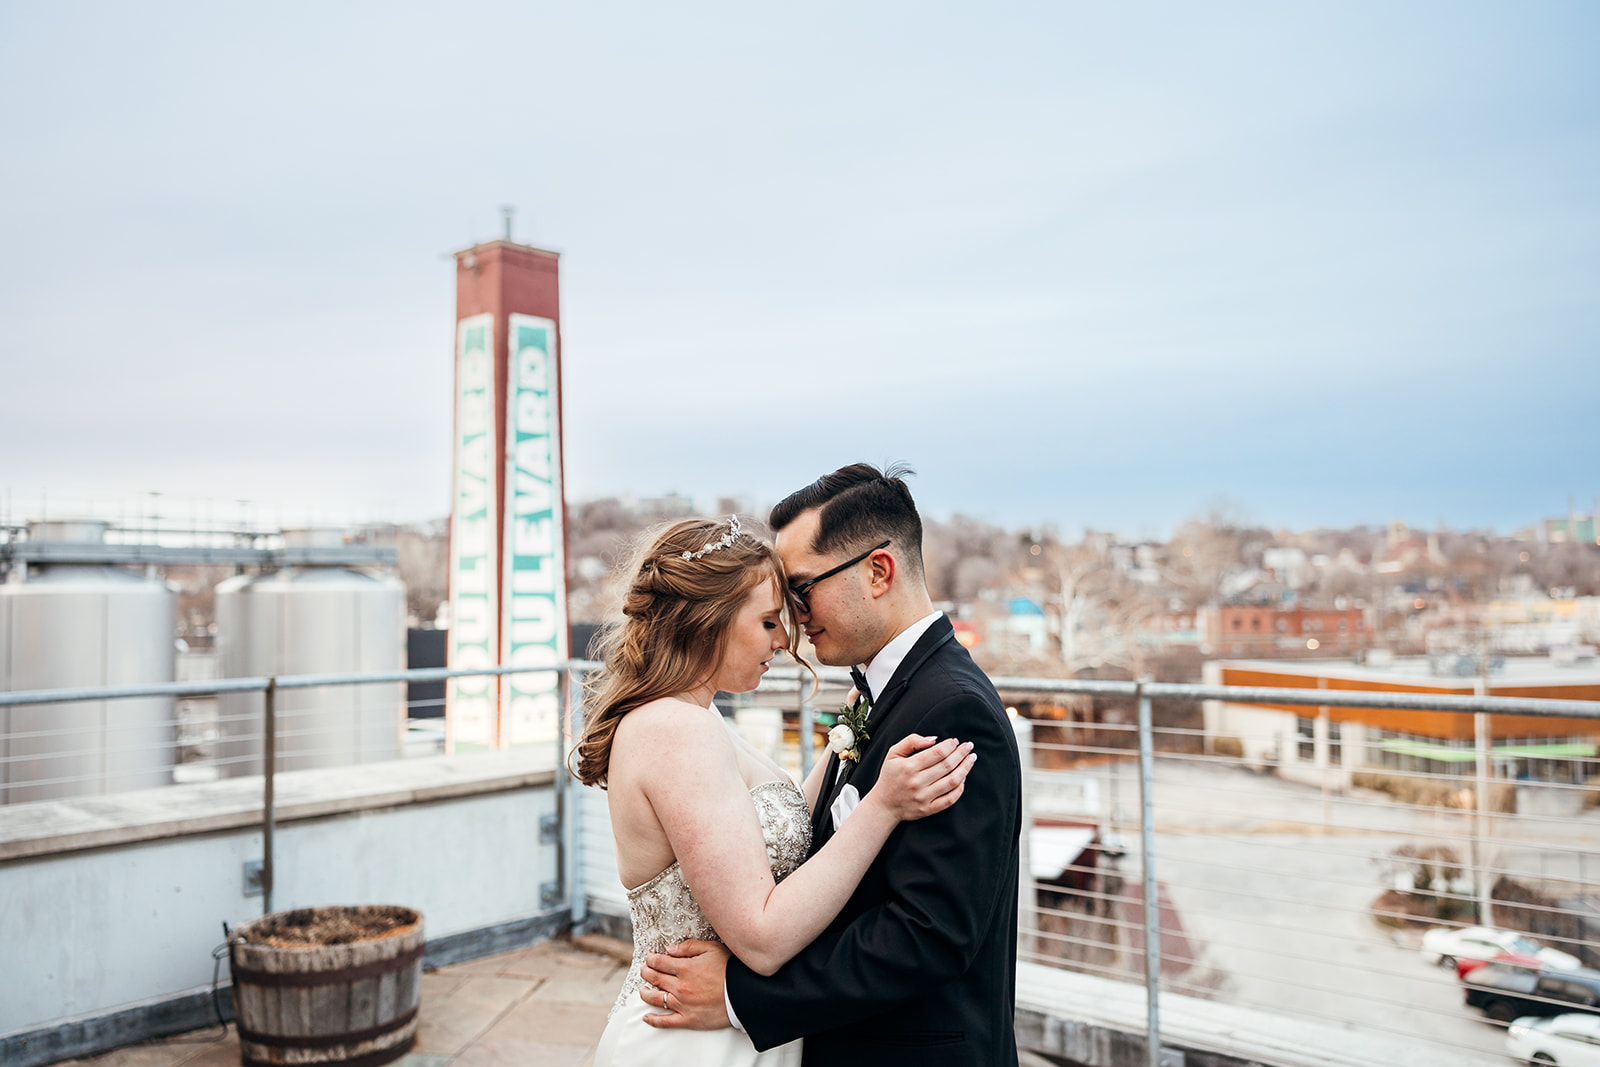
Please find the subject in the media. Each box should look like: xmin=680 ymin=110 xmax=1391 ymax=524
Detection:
xmin=53 ymin=937 xmax=634 ymax=1067
xmin=7 ymin=666 xmax=1599 ymax=1067
xmin=51 ymin=936 xmax=1084 ymax=1067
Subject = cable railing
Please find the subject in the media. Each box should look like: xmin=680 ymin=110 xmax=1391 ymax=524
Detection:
xmin=0 ymin=662 xmax=591 ymax=915
xmin=3 ymin=665 xmax=1598 ymax=1067
xmin=1005 ymin=675 xmax=1600 ymax=1067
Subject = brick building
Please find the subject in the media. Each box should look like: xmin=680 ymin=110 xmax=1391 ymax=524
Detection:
xmin=1198 ymin=603 xmax=1372 ymax=657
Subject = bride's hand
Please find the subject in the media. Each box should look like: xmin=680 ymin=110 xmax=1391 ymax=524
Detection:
xmin=870 ymin=735 xmax=976 ymax=821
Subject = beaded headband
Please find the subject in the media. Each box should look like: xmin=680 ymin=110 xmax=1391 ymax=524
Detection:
xmin=682 ymin=516 xmax=743 ymax=561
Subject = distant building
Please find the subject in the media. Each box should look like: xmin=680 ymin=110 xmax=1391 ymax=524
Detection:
xmin=1261 ymin=547 xmax=1311 ymax=588
xmin=1103 ymin=540 xmax=1163 ymax=586
xmin=1202 ymin=655 xmax=1600 ymax=796
xmin=997 ymin=596 xmax=1049 ymax=655
xmin=636 ymin=493 xmax=696 ymax=520
xmin=1543 ymin=504 xmax=1598 ymax=545
xmin=1483 ymin=595 xmax=1600 ymax=652
xmin=1142 ymin=610 xmax=1198 ymax=646
xmin=1198 ymin=603 xmax=1372 ymax=657
xmin=1373 ymin=522 xmax=1448 ymax=575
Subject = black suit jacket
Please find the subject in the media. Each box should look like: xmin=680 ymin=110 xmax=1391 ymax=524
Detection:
xmin=725 ymin=615 xmax=1022 ymax=1066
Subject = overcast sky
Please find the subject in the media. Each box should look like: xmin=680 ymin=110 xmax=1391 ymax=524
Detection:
xmin=2 ymin=2 xmax=1596 ymax=539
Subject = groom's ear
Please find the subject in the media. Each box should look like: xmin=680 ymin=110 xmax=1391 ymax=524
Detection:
xmin=866 ymin=549 xmax=895 ymax=599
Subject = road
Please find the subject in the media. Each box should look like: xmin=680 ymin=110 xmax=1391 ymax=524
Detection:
xmin=1087 ymin=757 xmax=1600 ymax=1064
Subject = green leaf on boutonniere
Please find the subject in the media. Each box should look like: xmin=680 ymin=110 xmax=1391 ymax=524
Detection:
xmin=827 ymin=694 xmax=872 ymax=763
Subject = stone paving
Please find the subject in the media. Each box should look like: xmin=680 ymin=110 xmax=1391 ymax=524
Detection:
xmin=51 ymin=935 xmax=634 ymax=1067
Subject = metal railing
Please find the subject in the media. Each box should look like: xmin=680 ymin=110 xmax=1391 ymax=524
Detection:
xmin=0 ymin=663 xmax=588 ymax=912
xmin=990 ymin=675 xmax=1600 ymax=1067
xmin=3 ymin=666 xmax=1598 ymax=1067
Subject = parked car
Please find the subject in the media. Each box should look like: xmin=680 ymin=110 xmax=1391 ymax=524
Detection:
xmin=1459 ymin=952 xmax=1547 ymax=981
xmin=1422 ymin=925 xmax=1583 ymax=972
xmin=1465 ymin=962 xmax=1600 ymax=1023
xmin=1506 ymin=1012 xmax=1600 ymax=1065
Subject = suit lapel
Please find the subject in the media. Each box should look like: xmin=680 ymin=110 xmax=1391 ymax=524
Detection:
xmin=814 ymin=617 xmax=959 ymax=838
xmin=811 ymin=750 xmax=842 ymax=844
xmin=860 ymin=616 xmax=957 ymax=728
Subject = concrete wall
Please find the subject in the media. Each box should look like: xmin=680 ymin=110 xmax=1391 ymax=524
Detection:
xmin=0 ymin=748 xmax=562 ymax=1061
xmin=580 ymin=780 xmax=627 ymax=919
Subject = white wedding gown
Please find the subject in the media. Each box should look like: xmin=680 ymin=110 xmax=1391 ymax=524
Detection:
xmin=595 ymin=779 xmax=810 ymax=1066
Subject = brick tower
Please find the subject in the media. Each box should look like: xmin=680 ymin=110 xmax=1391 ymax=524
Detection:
xmin=447 ymin=222 xmax=568 ymax=750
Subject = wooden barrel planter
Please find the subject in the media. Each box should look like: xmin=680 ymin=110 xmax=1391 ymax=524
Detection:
xmin=228 ymin=905 xmax=424 ymax=1067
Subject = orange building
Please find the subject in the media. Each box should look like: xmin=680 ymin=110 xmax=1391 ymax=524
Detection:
xmin=1201 ymin=656 xmax=1600 ymax=796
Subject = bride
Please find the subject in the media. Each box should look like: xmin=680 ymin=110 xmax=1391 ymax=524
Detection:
xmin=575 ymin=517 xmax=976 ymax=1066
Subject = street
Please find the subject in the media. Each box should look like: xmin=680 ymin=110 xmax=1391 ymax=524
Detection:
xmin=1085 ymin=757 xmax=1600 ymax=1063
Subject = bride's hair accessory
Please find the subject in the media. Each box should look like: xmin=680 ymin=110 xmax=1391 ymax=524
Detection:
xmin=682 ymin=515 xmax=743 ymax=561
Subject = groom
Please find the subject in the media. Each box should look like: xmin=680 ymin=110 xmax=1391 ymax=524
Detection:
xmin=639 ymin=463 xmax=1022 ymax=1065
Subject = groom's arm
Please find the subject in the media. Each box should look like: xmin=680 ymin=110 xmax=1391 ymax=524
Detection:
xmin=724 ymin=684 xmax=1020 ymax=1051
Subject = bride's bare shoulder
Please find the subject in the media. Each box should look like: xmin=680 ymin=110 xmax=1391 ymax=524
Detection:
xmin=614 ymin=696 xmax=728 ymax=749
xmin=610 ymin=698 xmax=739 ymax=792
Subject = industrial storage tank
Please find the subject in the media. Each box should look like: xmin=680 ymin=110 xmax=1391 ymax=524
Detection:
xmin=0 ymin=521 xmax=177 ymax=804
xmin=214 ymin=532 xmax=406 ymax=777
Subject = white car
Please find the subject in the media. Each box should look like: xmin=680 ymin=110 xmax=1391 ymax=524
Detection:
xmin=1421 ymin=925 xmax=1582 ymax=971
xmin=1506 ymin=1013 xmax=1600 ymax=1066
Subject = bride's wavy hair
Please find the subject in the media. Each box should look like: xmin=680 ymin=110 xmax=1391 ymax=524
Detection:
xmin=573 ymin=517 xmax=808 ymax=787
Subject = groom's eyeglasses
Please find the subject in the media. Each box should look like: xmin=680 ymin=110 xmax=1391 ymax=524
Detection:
xmin=788 ymin=540 xmax=891 ymax=613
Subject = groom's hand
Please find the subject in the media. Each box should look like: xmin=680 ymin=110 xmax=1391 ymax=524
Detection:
xmin=639 ymin=939 xmax=731 ymax=1030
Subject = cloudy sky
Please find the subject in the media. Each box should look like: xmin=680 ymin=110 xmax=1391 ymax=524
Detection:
xmin=2 ymin=2 xmax=1596 ymax=538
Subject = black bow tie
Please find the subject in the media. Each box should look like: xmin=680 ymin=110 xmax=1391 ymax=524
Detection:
xmin=848 ymin=666 xmax=873 ymax=705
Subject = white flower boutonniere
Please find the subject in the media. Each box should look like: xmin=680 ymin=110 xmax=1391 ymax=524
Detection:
xmin=827 ymin=694 xmax=872 ymax=763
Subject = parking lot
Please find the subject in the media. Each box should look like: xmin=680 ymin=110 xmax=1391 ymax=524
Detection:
xmin=1093 ymin=756 xmax=1600 ymax=1063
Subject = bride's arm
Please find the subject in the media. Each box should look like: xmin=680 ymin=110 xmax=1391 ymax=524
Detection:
xmin=640 ymin=707 xmax=973 ymax=977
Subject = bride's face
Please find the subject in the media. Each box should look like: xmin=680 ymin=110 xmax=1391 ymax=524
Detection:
xmin=711 ymin=575 xmax=789 ymax=694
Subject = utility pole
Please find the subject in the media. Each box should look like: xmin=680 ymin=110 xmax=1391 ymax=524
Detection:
xmin=1473 ymin=626 xmax=1494 ymax=928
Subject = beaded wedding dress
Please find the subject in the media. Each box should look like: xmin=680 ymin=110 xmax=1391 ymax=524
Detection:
xmin=594 ymin=780 xmax=810 ymax=1067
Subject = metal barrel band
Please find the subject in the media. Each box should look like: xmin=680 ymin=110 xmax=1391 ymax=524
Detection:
xmin=235 ymin=1005 xmax=418 ymax=1050
xmin=229 ymin=943 xmax=425 ymax=988
xmin=240 ymin=1033 xmax=416 ymax=1067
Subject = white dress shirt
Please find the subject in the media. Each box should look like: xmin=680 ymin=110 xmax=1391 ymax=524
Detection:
xmin=860 ymin=610 xmax=944 ymax=708
xmin=727 ymin=610 xmax=945 ymax=1031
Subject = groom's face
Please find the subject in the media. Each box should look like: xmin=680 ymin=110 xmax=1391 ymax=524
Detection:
xmin=774 ymin=507 xmax=876 ymax=667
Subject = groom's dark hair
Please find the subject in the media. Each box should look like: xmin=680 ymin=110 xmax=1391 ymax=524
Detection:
xmin=769 ymin=462 xmax=925 ymax=579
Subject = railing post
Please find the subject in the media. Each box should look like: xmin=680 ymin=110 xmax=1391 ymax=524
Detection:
xmin=562 ymin=664 xmax=587 ymax=930
xmin=1318 ymin=676 xmax=1332 ymax=830
xmin=1136 ymin=678 xmax=1163 ymax=1067
xmin=262 ymin=676 xmax=276 ymax=917
xmin=1473 ymin=703 xmax=1493 ymax=927
xmin=797 ymin=672 xmax=814 ymax=780
xmin=1013 ymin=711 xmax=1035 ymax=961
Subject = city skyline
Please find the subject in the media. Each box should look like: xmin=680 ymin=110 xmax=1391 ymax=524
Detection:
xmin=2 ymin=3 xmax=1597 ymax=539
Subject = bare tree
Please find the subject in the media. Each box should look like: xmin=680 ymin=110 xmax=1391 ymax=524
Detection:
xmin=1162 ymin=511 xmax=1259 ymax=604
xmin=1024 ymin=535 xmax=1162 ymax=676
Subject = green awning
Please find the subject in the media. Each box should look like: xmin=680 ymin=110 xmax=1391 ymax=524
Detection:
xmin=1492 ymin=742 xmax=1597 ymax=759
xmin=1377 ymin=739 xmax=1597 ymax=762
xmin=1378 ymin=740 xmax=1478 ymax=762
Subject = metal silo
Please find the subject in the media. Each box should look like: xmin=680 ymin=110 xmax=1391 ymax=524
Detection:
xmin=0 ymin=521 xmax=177 ymax=804
xmin=214 ymin=534 xmax=405 ymax=776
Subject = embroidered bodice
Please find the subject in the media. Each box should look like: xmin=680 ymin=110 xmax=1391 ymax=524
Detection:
xmin=611 ymin=779 xmax=812 ymax=1017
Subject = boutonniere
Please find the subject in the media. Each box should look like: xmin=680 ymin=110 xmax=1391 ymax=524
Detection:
xmin=826 ymin=693 xmax=872 ymax=763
